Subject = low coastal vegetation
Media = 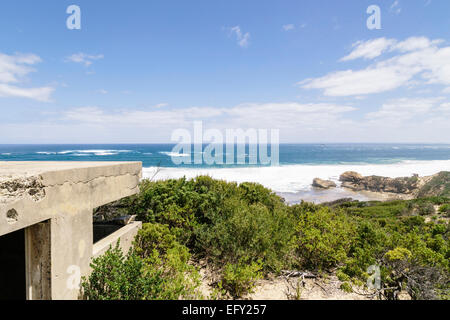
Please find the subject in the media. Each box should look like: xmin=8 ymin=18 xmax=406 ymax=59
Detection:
xmin=83 ymin=174 xmax=450 ymax=300
xmin=417 ymin=171 xmax=450 ymax=198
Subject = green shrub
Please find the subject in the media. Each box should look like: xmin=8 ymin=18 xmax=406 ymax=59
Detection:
xmin=82 ymin=239 xmax=202 ymax=300
xmin=403 ymin=216 xmax=426 ymax=228
xmin=344 ymin=201 xmax=406 ymax=219
xmin=343 ymin=221 xmax=387 ymax=278
xmin=195 ymin=200 xmax=295 ymax=272
xmin=439 ymin=204 xmax=450 ymax=216
xmin=340 ymin=282 xmax=353 ymax=293
xmin=238 ymin=182 xmax=284 ymax=209
xmin=292 ymin=206 xmax=356 ymax=270
xmin=127 ymin=178 xmax=199 ymax=244
xmin=382 ymin=247 xmax=448 ymax=300
xmin=384 ymin=247 xmax=412 ymax=262
xmin=336 ymin=270 xmax=350 ymax=282
xmin=81 ymin=244 xmax=164 ymax=300
xmin=134 ymin=223 xmax=202 ymax=299
xmin=128 ymin=176 xmax=295 ymax=273
xmin=418 ymin=203 xmax=435 ymax=216
xmin=134 ymin=222 xmax=181 ymax=258
xmin=221 ymin=260 xmax=263 ymax=298
xmin=146 ymin=244 xmax=202 ymax=300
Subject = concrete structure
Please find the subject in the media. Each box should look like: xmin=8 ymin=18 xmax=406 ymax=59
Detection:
xmin=0 ymin=162 xmax=142 ymax=300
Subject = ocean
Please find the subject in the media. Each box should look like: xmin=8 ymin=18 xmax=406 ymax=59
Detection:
xmin=1 ymin=144 xmax=450 ymax=203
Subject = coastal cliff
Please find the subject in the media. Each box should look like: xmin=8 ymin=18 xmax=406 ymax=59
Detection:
xmin=339 ymin=171 xmax=450 ymax=198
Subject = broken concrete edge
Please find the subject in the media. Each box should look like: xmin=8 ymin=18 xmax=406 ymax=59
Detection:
xmin=0 ymin=162 xmax=142 ymax=206
xmin=93 ymin=221 xmax=142 ymax=259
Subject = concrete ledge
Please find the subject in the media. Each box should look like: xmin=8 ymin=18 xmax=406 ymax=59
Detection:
xmin=0 ymin=161 xmax=142 ymax=236
xmin=93 ymin=221 xmax=142 ymax=259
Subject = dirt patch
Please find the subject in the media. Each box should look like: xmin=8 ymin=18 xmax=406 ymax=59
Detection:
xmin=195 ymin=261 xmax=375 ymax=300
xmin=424 ymin=206 xmax=449 ymax=224
xmin=247 ymin=275 xmax=374 ymax=300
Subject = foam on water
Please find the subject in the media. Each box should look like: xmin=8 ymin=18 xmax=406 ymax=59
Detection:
xmin=35 ymin=149 xmax=133 ymax=156
xmin=56 ymin=149 xmax=131 ymax=155
xmin=143 ymin=160 xmax=450 ymax=193
xmin=159 ymin=151 xmax=190 ymax=157
xmin=36 ymin=151 xmax=57 ymax=155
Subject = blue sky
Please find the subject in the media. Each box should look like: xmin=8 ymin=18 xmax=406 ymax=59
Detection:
xmin=0 ymin=0 xmax=449 ymax=143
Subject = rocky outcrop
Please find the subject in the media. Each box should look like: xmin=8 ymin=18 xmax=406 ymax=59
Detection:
xmin=338 ymin=171 xmax=450 ymax=198
xmin=339 ymin=171 xmax=363 ymax=183
xmin=339 ymin=171 xmax=421 ymax=195
xmin=312 ymin=178 xmax=337 ymax=189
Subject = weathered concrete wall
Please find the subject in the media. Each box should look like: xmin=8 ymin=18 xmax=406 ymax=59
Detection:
xmin=93 ymin=221 xmax=142 ymax=259
xmin=0 ymin=162 xmax=142 ymax=300
xmin=25 ymin=221 xmax=51 ymax=300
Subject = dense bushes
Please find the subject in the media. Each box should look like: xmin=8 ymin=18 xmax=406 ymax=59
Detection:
xmin=335 ymin=199 xmax=449 ymax=299
xmin=82 ymin=227 xmax=202 ymax=300
xmin=84 ymin=177 xmax=450 ymax=300
xmin=291 ymin=205 xmax=356 ymax=270
xmin=82 ymin=244 xmax=165 ymax=300
xmin=127 ymin=176 xmax=295 ymax=295
xmin=221 ymin=260 xmax=263 ymax=297
xmin=195 ymin=200 xmax=295 ymax=272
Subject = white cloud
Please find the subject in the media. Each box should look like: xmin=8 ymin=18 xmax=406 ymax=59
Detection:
xmin=300 ymin=67 xmax=414 ymax=96
xmin=39 ymin=101 xmax=357 ymax=143
xmin=4 ymin=98 xmax=449 ymax=143
xmin=341 ymin=38 xmax=397 ymax=61
xmin=300 ymin=36 xmax=450 ymax=96
xmin=66 ymin=53 xmax=104 ymax=66
xmin=0 ymin=53 xmax=41 ymax=82
xmin=0 ymin=52 xmax=54 ymax=101
xmin=340 ymin=37 xmax=442 ymax=62
xmin=61 ymin=102 xmax=355 ymax=131
xmin=282 ymin=24 xmax=295 ymax=31
xmin=393 ymin=37 xmax=443 ymax=52
xmin=357 ymin=97 xmax=450 ymax=141
xmin=282 ymin=24 xmax=306 ymax=32
xmin=366 ymin=97 xmax=443 ymax=122
xmin=437 ymin=102 xmax=450 ymax=113
xmin=63 ymin=106 xmax=224 ymax=127
xmin=0 ymin=84 xmax=54 ymax=102
xmin=390 ymin=1 xmax=402 ymax=14
xmin=97 ymin=89 xmax=108 ymax=94
xmin=228 ymin=26 xmax=250 ymax=48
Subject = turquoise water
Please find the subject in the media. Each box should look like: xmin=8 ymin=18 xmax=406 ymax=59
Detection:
xmin=2 ymin=144 xmax=450 ymax=197
xmin=1 ymin=144 xmax=449 ymax=168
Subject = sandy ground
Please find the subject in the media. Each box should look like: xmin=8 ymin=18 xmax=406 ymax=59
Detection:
xmin=247 ymin=276 xmax=374 ymax=300
xmin=196 ymin=262 xmax=375 ymax=301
